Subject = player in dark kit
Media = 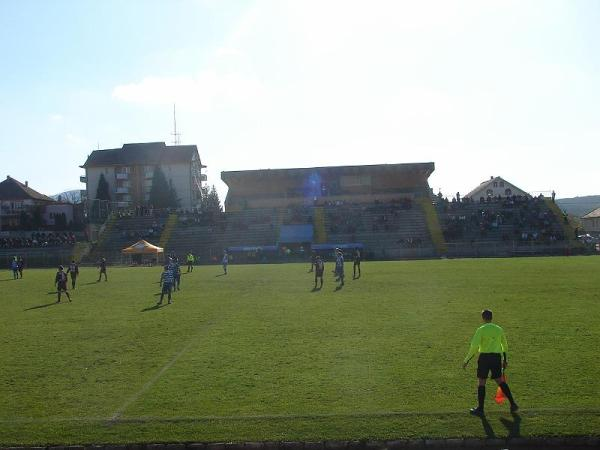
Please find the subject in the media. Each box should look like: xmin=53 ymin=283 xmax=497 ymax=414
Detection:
xmin=66 ymin=260 xmax=79 ymax=289
xmin=334 ymin=248 xmax=345 ymax=287
xmin=173 ymin=258 xmax=182 ymax=291
xmin=54 ymin=265 xmax=71 ymax=303
xmin=314 ymin=255 xmax=325 ymax=289
xmin=309 ymin=251 xmax=316 ymax=273
xmin=463 ymin=309 xmax=518 ymax=416
xmin=17 ymin=257 xmax=24 ymax=279
xmin=352 ymin=247 xmax=361 ymax=279
xmin=97 ymin=258 xmax=108 ymax=282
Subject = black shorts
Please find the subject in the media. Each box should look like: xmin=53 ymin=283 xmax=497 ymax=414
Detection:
xmin=57 ymin=282 xmax=68 ymax=292
xmin=477 ymin=353 xmax=502 ymax=379
xmin=354 ymin=260 xmax=360 ymax=266
xmin=315 ymin=270 xmax=324 ymax=278
xmin=162 ymin=283 xmax=173 ymax=294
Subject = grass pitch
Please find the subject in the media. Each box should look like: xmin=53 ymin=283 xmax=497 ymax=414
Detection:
xmin=1 ymin=257 xmax=600 ymax=445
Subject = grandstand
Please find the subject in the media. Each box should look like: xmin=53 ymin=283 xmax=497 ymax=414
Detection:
xmin=60 ymin=161 xmax=589 ymax=265
xmin=436 ymin=194 xmax=579 ymax=257
xmin=85 ymin=163 xmax=438 ymax=263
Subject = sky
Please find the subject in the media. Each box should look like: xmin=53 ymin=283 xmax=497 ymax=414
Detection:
xmin=1 ymin=0 xmax=599 ymax=203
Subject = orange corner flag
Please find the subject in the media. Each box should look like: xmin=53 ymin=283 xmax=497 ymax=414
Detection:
xmin=495 ymin=374 xmax=507 ymax=404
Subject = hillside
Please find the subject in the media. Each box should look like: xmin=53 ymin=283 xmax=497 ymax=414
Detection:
xmin=556 ymin=195 xmax=600 ymax=217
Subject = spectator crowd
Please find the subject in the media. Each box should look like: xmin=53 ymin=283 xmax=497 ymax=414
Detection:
xmin=0 ymin=232 xmax=77 ymax=249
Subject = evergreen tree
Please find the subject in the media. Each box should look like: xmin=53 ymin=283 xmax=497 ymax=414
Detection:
xmin=96 ymin=174 xmax=111 ymax=201
xmin=149 ymin=167 xmax=179 ymax=208
xmin=206 ymin=185 xmax=223 ymax=213
xmin=90 ymin=173 xmax=111 ymax=219
xmin=198 ymin=185 xmax=223 ymax=215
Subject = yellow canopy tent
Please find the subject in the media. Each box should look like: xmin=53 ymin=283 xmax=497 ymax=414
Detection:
xmin=121 ymin=240 xmax=164 ymax=264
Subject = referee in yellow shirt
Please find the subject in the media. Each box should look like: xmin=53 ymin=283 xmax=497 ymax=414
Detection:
xmin=463 ymin=309 xmax=519 ymax=415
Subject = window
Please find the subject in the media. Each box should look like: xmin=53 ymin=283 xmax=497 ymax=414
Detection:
xmin=500 ymin=182 xmax=504 ymax=187
xmin=505 ymin=189 xmax=512 ymax=196
xmin=486 ymin=189 xmax=493 ymax=196
xmin=493 ymin=182 xmax=498 ymax=187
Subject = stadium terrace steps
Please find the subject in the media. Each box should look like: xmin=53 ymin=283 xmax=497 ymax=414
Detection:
xmin=71 ymin=241 xmax=91 ymax=262
xmin=419 ymin=198 xmax=447 ymax=255
xmin=158 ymin=213 xmax=178 ymax=248
xmin=84 ymin=215 xmax=168 ymax=264
xmin=87 ymin=201 xmax=437 ymax=263
xmin=321 ymin=202 xmax=435 ymax=258
xmin=544 ymin=197 xmax=583 ymax=247
xmin=164 ymin=208 xmax=279 ymax=261
xmin=313 ymin=206 xmax=327 ymax=243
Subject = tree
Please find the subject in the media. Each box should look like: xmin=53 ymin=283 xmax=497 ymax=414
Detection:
xmin=199 ymin=185 xmax=223 ymax=214
xmin=96 ymin=174 xmax=110 ymax=201
xmin=206 ymin=185 xmax=223 ymax=213
xmin=91 ymin=173 xmax=111 ymax=220
xmin=149 ymin=167 xmax=179 ymax=208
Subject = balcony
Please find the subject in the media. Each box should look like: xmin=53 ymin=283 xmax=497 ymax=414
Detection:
xmin=116 ymin=173 xmax=129 ymax=180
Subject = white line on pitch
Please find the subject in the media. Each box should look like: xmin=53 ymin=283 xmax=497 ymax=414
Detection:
xmin=109 ymin=321 xmax=214 ymax=422
xmin=2 ymin=407 xmax=599 ymax=425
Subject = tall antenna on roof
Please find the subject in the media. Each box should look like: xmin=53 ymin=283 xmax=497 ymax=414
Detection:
xmin=171 ymin=103 xmax=181 ymax=145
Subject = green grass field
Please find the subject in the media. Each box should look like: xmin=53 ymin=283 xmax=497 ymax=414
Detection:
xmin=2 ymin=257 xmax=600 ymax=445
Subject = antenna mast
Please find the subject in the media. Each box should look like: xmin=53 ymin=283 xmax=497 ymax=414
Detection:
xmin=171 ymin=103 xmax=181 ymax=145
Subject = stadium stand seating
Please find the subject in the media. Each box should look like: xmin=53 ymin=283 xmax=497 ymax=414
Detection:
xmin=164 ymin=208 xmax=279 ymax=262
xmin=436 ymin=195 xmax=573 ymax=256
xmin=0 ymin=231 xmax=84 ymax=267
xmin=89 ymin=199 xmax=436 ymax=264
xmin=321 ymin=200 xmax=435 ymax=258
xmin=84 ymin=214 xmax=168 ymax=264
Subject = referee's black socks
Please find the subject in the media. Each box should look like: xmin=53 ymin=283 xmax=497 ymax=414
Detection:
xmin=477 ymin=386 xmax=485 ymax=410
xmin=499 ymin=382 xmax=516 ymax=406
